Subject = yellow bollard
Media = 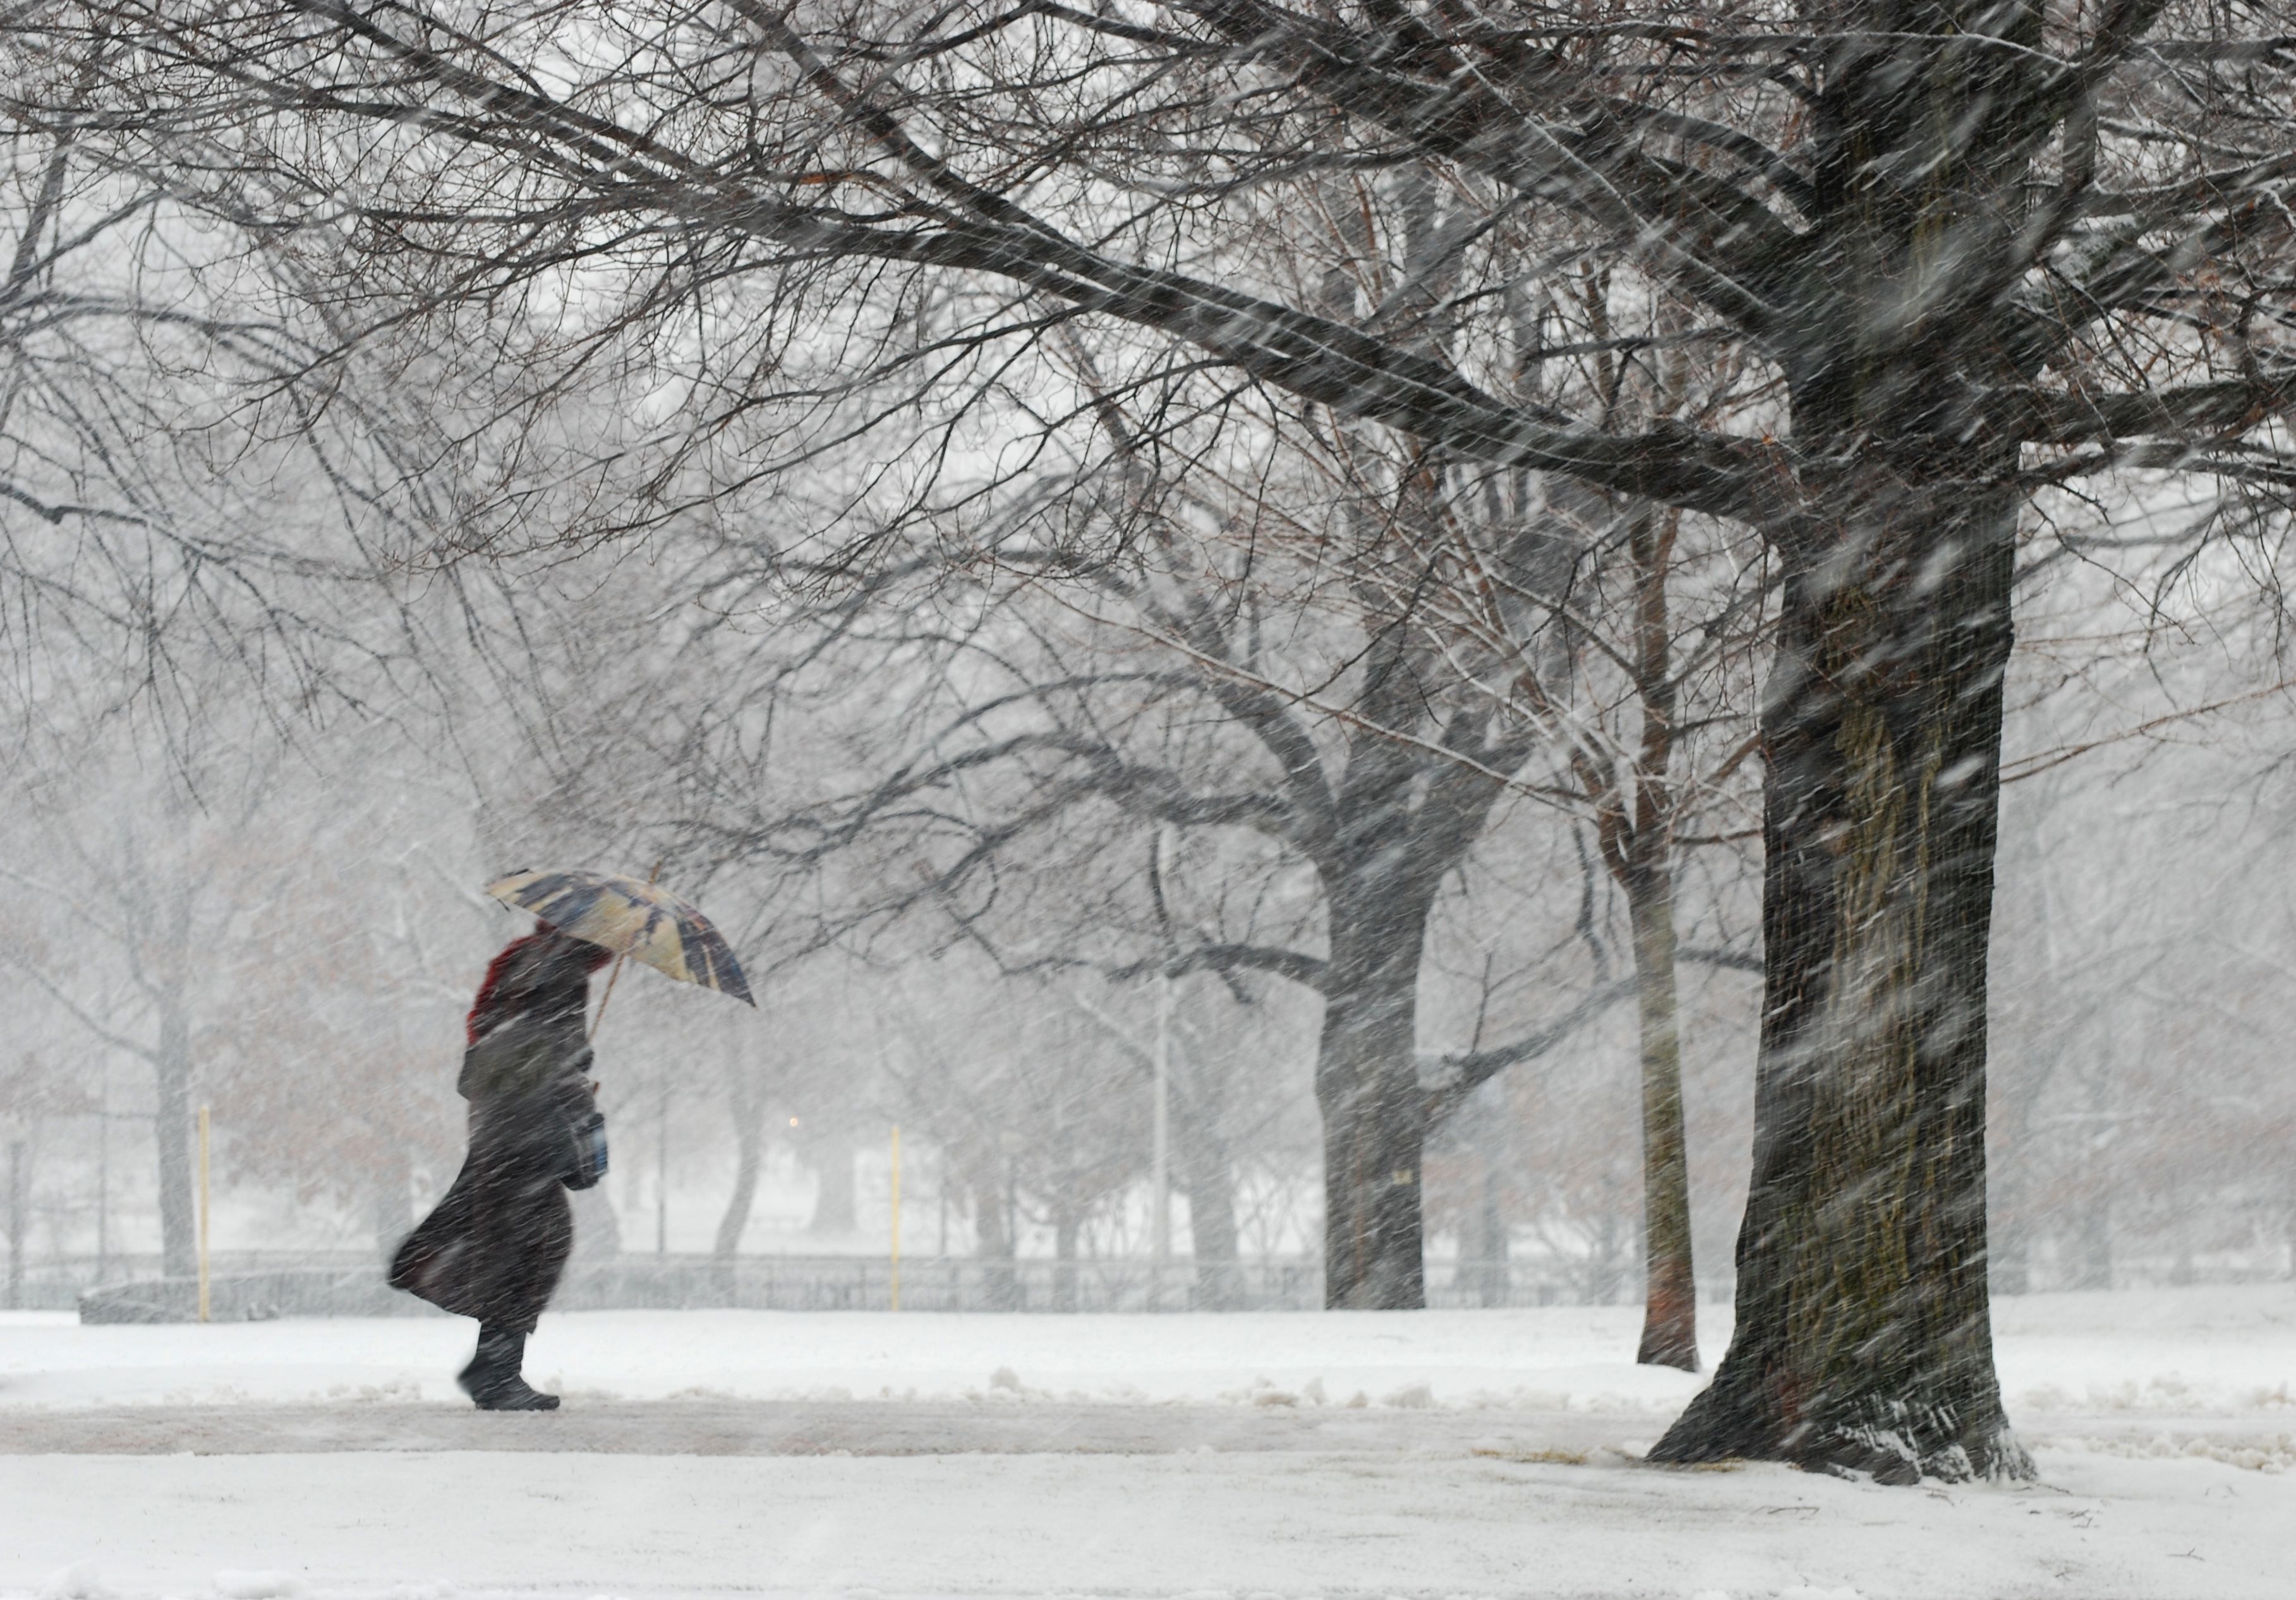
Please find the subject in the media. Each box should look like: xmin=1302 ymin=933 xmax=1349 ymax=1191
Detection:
xmin=889 ymin=1125 xmax=902 ymax=1312
xmin=196 ymin=1105 xmax=211 ymax=1324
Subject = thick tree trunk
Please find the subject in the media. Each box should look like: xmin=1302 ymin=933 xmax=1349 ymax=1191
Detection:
xmin=1627 ymin=860 xmax=1697 ymax=1370
xmin=154 ymin=1005 xmax=196 ymax=1280
xmin=1317 ymin=925 xmax=1429 ymax=1309
xmin=1652 ymin=475 xmax=2028 ymax=1482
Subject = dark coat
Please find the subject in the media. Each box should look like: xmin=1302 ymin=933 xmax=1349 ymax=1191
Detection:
xmin=389 ymin=933 xmax=610 ymax=1332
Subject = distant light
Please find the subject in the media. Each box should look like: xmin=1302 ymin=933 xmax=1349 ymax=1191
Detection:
xmin=789 ymin=1117 xmax=801 ymax=1127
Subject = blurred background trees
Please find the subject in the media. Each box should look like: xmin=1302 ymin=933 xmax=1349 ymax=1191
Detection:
xmin=0 ymin=5 xmax=2293 ymax=1398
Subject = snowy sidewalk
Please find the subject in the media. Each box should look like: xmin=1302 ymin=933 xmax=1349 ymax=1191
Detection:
xmin=6 ymin=1287 xmax=2291 ymax=1419
xmin=4 ymin=1441 xmax=2291 ymax=1599
xmin=0 ymin=1398 xmax=1641 ymax=1457
xmin=3 ymin=1288 xmax=2291 ymax=1599
xmin=0 ymin=1304 xmax=1705 ymax=1414
xmin=2 ymin=1396 xmax=2289 ymax=1464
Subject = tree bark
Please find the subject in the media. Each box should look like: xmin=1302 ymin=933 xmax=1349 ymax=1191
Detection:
xmin=1627 ymin=860 xmax=1697 ymax=1370
xmin=1652 ymin=473 xmax=2028 ymax=1482
xmin=1317 ymin=917 xmax=1430 ymax=1309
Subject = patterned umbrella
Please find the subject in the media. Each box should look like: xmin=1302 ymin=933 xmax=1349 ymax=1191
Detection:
xmin=484 ymin=868 xmax=755 ymax=1007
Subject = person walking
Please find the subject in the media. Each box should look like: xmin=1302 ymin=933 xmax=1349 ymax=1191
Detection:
xmin=390 ymin=925 xmax=613 ymax=1410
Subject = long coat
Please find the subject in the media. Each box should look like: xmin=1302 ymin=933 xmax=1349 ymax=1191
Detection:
xmin=390 ymin=934 xmax=608 ymax=1333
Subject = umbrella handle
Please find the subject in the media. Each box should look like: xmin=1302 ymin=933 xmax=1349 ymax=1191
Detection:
xmin=587 ymin=955 xmax=628 ymax=1043
xmin=586 ymin=859 xmax=662 ymax=1043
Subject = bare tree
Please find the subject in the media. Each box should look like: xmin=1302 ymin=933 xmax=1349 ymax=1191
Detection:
xmin=207 ymin=784 xmax=488 ymax=1256
xmin=734 ymin=498 xmax=1615 ymax=1311
xmin=877 ymin=963 xmax=1150 ymax=1306
xmin=1372 ymin=265 xmax=1771 ymax=1365
xmin=2 ymin=766 xmax=253 ymax=1276
xmin=34 ymin=0 xmax=2296 ymax=1478
xmin=0 ymin=116 xmax=444 ymax=757
xmin=1066 ymin=955 xmax=1317 ymax=1307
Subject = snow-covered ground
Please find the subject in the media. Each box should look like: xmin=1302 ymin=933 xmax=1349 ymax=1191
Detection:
xmin=9 ymin=1286 xmax=2292 ymax=1417
xmin=10 ymin=1441 xmax=2293 ymax=1600
xmin=0 ymin=1302 xmax=1713 ymax=1412
xmin=3 ymin=1287 xmax=2291 ymax=1599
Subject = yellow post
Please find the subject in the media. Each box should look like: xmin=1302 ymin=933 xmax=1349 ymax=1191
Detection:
xmin=196 ymin=1105 xmax=212 ymax=1324
xmin=889 ymin=1125 xmax=902 ymax=1312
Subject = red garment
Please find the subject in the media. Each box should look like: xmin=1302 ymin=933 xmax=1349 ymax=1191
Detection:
xmin=465 ymin=928 xmax=613 ymax=1044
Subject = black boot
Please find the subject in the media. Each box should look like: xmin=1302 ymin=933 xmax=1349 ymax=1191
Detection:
xmin=457 ymin=1324 xmax=560 ymax=1412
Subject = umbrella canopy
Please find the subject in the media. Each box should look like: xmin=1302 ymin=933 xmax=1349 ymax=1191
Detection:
xmin=485 ymin=869 xmax=755 ymax=1006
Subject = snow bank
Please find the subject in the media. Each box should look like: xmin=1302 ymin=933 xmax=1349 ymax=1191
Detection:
xmin=1993 ymin=1285 xmax=2296 ymax=1418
